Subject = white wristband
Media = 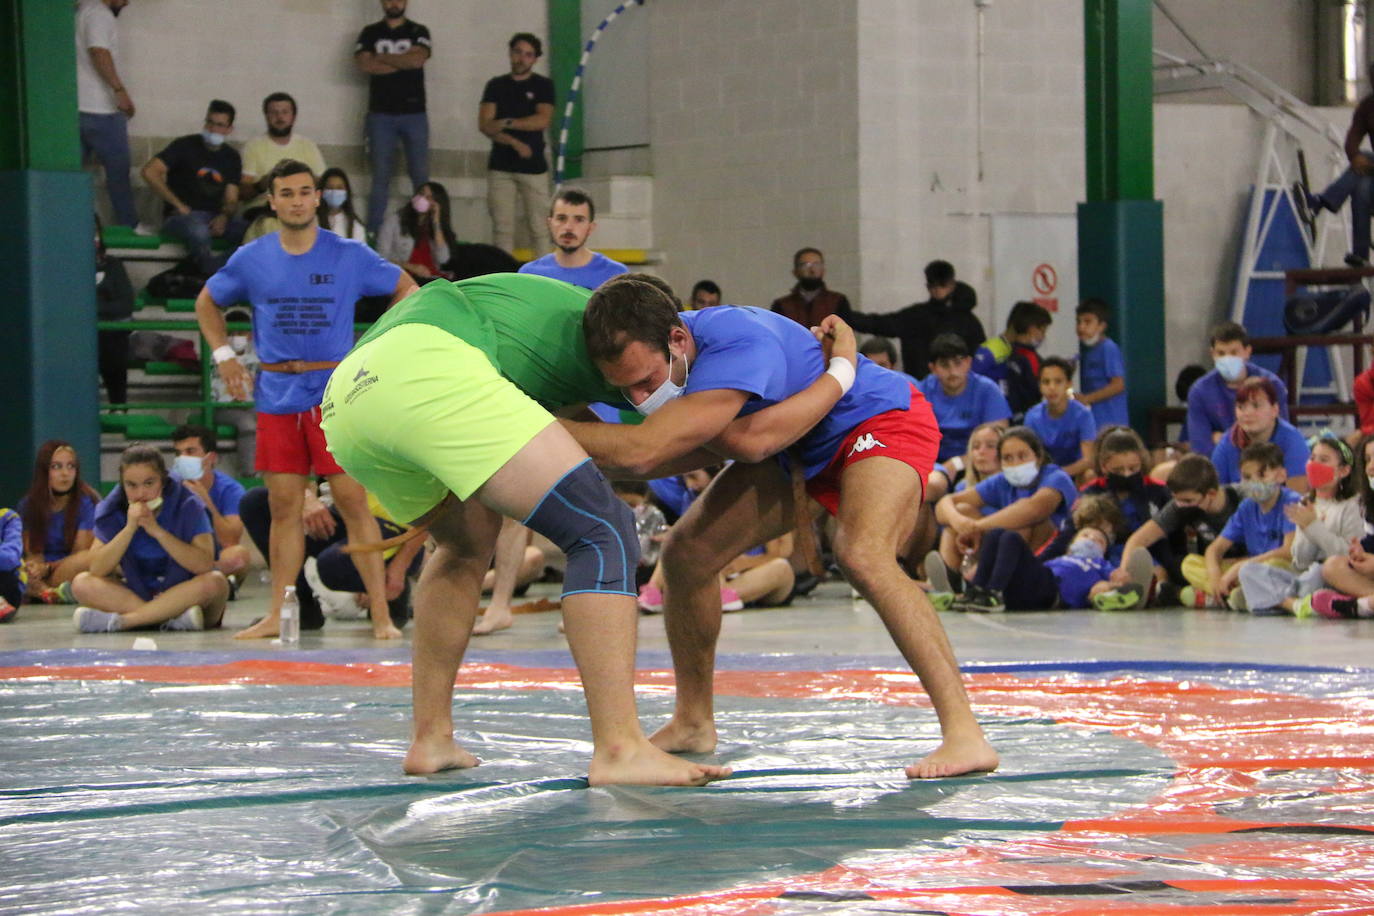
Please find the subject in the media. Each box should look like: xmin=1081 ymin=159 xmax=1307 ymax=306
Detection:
xmin=825 ymin=357 xmax=856 ymax=395
xmin=212 ymin=345 xmax=238 ymax=365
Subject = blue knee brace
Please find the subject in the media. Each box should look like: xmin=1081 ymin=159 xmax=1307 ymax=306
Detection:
xmin=523 ymin=459 xmax=638 ymax=597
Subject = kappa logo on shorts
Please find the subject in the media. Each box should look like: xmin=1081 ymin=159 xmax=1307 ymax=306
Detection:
xmin=848 ymin=433 xmax=886 ymax=456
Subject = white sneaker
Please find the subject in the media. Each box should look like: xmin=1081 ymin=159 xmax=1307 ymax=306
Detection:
xmin=161 ymin=605 xmax=204 ymax=631
xmin=74 ymin=606 xmax=120 ymax=633
xmin=132 ymin=221 xmax=159 ymax=237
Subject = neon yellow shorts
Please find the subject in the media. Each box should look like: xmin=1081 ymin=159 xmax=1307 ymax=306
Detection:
xmin=320 ymin=323 xmax=555 ymax=522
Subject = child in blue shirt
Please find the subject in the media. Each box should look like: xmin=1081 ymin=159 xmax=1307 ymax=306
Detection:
xmin=932 ymin=426 xmax=1080 ymax=587
xmin=1025 ymin=356 xmax=1096 ymax=480
xmin=1074 ymin=298 xmax=1129 ymax=427
xmin=917 ymin=333 xmax=1012 ymax=463
xmin=1199 ymin=441 xmax=1301 ymax=610
xmin=0 ymin=506 xmax=22 ymax=621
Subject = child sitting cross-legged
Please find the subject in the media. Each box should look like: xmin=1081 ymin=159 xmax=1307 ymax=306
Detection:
xmin=1300 ymin=432 xmax=1374 ymax=619
xmin=931 ymin=495 xmax=1152 ymax=613
xmin=1190 ymin=441 xmax=1302 ymax=611
xmin=1237 ymin=431 xmax=1363 ymax=616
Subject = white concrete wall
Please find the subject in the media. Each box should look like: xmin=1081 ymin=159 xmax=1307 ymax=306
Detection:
xmin=103 ymin=0 xmax=545 ymax=238
xmin=1154 ymin=0 xmax=1317 ymax=103
xmin=647 ymin=0 xmax=861 ymax=308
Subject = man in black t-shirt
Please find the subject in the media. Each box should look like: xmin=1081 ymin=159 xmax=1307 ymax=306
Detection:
xmin=140 ymin=99 xmax=246 ymax=275
xmin=354 ymin=0 xmax=432 ymax=234
xmin=479 ymin=32 xmax=556 ymax=254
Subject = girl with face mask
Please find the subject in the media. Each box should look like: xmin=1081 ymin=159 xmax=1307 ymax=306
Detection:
xmin=930 ymin=427 xmax=1081 ymax=601
xmin=70 ymin=446 xmax=229 ymax=633
xmin=17 ymin=441 xmax=101 ymax=604
xmin=377 ymin=181 xmax=458 ymax=282
xmin=317 ymin=167 xmax=366 ymax=242
xmin=1210 ymin=377 xmax=1310 ymax=494
xmin=1244 ymin=432 xmax=1364 ymax=617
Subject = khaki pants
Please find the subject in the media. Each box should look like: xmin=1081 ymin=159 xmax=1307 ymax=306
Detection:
xmin=487 ymin=169 xmax=550 ymax=254
xmin=1180 ymin=553 xmax=1290 ymax=593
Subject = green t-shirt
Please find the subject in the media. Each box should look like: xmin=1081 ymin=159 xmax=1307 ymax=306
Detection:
xmin=356 ymin=273 xmax=626 ymax=411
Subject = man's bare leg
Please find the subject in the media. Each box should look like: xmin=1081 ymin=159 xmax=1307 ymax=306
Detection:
xmin=834 ymin=456 xmax=998 ymax=778
xmin=473 ymin=518 xmax=530 ymax=635
xmin=404 ymin=497 xmax=503 ymax=775
xmin=652 ymin=461 xmax=793 ymax=753
xmin=476 ymin=423 xmax=730 ymax=784
xmin=329 ymin=473 xmax=401 ymax=640
xmin=236 ymin=472 xmax=306 ymax=639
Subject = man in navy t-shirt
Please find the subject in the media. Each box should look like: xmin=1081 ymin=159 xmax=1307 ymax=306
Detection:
xmin=480 ymin=32 xmax=556 ymax=254
xmin=568 ymin=275 xmax=998 ymax=781
xmin=518 ymin=187 xmax=627 ymax=290
xmin=195 ymin=159 xmax=417 ymax=642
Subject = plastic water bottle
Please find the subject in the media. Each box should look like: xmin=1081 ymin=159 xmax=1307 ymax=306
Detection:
xmin=280 ymin=586 xmax=300 ymax=648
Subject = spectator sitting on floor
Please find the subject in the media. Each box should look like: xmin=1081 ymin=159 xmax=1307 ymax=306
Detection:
xmin=317 ymin=167 xmax=368 ymax=242
xmin=377 ymin=180 xmax=456 ymax=283
xmin=169 ymin=424 xmax=251 ymax=583
xmin=1186 ymin=321 xmax=1290 ymax=457
xmin=689 ymin=279 xmax=722 ymax=310
xmin=0 ymin=505 xmax=22 ymax=622
xmin=972 ymin=300 xmax=1051 ymax=419
xmin=1211 ymin=376 xmax=1308 ymax=493
xmin=1025 ymin=356 xmax=1096 ymax=481
xmin=840 ymin=259 xmax=985 ymax=379
xmin=141 ymin=99 xmax=247 ymax=276
xmin=18 ymin=440 xmax=100 ymax=604
xmin=72 ymin=445 xmax=229 ymax=633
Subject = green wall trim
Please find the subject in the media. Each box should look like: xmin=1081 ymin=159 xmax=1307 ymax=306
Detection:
xmin=548 ymin=0 xmax=584 ymax=181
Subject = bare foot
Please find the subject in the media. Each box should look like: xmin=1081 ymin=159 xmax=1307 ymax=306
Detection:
xmin=372 ymin=622 xmax=403 ymax=640
xmin=648 ymin=716 xmax=718 ymax=754
xmin=472 ymin=607 xmax=513 ymax=635
xmin=234 ymin=615 xmax=280 ymax=640
xmin=403 ymin=734 xmax=480 ymax=775
xmin=905 ymin=735 xmax=1000 ymax=779
xmin=589 ymin=738 xmax=731 ymax=787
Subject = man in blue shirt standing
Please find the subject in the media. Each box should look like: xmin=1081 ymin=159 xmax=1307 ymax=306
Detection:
xmin=194 ymin=159 xmax=418 ymax=642
xmin=1185 ymin=322 xmax=1290 ymax=456
xmin=518 ymin=187 xmax=627 ymax=290
xmin=569 ymin=275 xmax=999 ymax=780
xmin=918 ymin=334 xmax=1012 ymax=463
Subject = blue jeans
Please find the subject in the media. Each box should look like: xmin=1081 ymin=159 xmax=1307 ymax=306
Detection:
xmin=365 ymin=111 xmax=430 ymax=233
xmin=1317 ymin=167 xmax=1374 ymax=258
xmin=162 ymin=210 xmax=247 ymax=275
xmin=79 ymin=111 xmax=137 ymax=227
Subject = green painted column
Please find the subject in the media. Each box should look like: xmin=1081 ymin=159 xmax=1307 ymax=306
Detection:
xmin=1079 ymin=0 xmax=1165 ymax=434
xmin=547 ymin=0 xmax=583 ymax=181
xmin=0 ymin=0 xmax=100 ymax=497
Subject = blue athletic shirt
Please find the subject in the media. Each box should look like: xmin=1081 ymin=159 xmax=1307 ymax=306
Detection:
xmin=1185 ymin=363 xmax=1290 ymax=456
xmin=974 ymin=463 xmax=1080 ymax=529
xmin=206 ymin=230 xmax=401 ymax=414
xmin=1045 ymin=554 xmax=1114 ymax=608
xmin=1079 ymin=337 xmax=1129 ymax=427
xmin=518 ymin=252 xmax=627 ymax=290
xmin=17 ymin=493 xmax=96 ymax=563
xmin=1210 ymin=419 xmax=1308 ymax=485
xmin=1220 ymin=487 xmax=1301 ymax=555
xmin=679 ymin=306 xmax=913 ymax=478
xmin=918 ymin=372 xmax=1012 ymax=462
xmin=1025 ymin=399 xmax=1097 ymax=467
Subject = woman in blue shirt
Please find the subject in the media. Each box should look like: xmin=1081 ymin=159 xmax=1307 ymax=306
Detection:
xmin=933 ymin=426 xmax=1080 ymax=582
xmin=1210 ymin=377 xmax=1308 ymax=493
xmin=70 ymin=445 xmax=229 ymax=633
xmin=17 ymin=440 xmax=100 ymax=604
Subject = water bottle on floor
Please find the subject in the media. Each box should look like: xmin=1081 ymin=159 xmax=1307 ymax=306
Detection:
xmin=280 ymin=586 xmax=300 ymax=648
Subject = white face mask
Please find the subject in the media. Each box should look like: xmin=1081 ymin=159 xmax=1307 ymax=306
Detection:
xmin=1081 ymin=333 xmax=1103 ymax=347
xmin=321 ymin=188 xmax=348 ymax=209
xmin=1068 ymin=536 xmax=1106 ymax=560
xmin=229 ymin=335 xmax=250 ymax=354
xmin=1002 ymin=460 xmax=1040 ymax=488
xmin=633 ymin=349 xmax=689 ymax=416
xmin=143 ymin=495 xmax=164 ymax=512
xmin=201 ymin=130 xmax=227 ymax=148
xmin=171 ymin=455 xmax=204 ymax=480
xmin=1215 ymin=355 xmax=1246 ymax=382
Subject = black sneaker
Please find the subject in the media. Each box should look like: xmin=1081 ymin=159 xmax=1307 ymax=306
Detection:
xmin=962 ymin=584 xmax=1006 ymax=613
xmin=1346 ymin=252 xmax=1369 ymax=268
xmin=789 ymin=572 xmax=821 ymax=600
